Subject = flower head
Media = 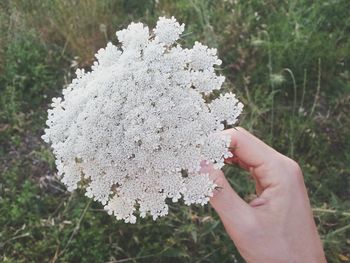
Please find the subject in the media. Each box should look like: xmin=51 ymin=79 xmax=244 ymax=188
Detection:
xmin=42 ymin=17 xmax=243 ymax=223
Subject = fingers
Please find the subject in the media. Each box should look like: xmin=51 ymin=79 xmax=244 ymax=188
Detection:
xmin=222 ymin=127 xmax=283 ymax=188
xmin=222 ymin=127 xmax=279 ymax=169
xmin=201 ymin=128 xmax=288 ymax=234
xmin=225 ymin=156 xmax=250 ymax=171
xmin=201 ymin=162 xmax=251 ymax=225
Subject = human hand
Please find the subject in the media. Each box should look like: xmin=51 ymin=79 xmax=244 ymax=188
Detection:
xmin=202 ymin=127 xmax=326 ymax=263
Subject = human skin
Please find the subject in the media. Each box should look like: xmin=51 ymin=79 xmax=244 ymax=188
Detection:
xmin=202 ymin=127 xmax=327 ymax=263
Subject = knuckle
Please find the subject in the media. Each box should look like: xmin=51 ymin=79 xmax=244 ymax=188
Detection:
xmin=284 ymin=157 xmax=303 ymax=182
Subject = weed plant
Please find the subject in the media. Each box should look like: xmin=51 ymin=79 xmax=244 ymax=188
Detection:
xmin=0 ymin=0 xmax=349 ymax=262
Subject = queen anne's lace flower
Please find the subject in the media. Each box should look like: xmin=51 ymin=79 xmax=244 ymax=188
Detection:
xmin=42 ymin=17 xmax=243 ymax=223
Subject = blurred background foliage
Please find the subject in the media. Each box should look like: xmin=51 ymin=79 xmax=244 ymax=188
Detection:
xmin=0 ymin=0 xmax=349 ymax=262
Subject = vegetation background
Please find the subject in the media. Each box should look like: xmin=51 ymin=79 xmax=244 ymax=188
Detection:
xmin=0 ymin=0 xmax=349 ymax=262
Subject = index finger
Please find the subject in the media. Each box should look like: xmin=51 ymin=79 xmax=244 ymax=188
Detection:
xmin=222 ymin=127 xmax=279 ymax=170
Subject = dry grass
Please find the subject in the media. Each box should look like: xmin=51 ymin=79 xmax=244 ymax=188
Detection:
xmin=11 ymin=0 xmax=119 ymax=66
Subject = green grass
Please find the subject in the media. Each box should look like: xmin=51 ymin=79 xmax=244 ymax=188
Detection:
xmin=0 ymin=0 xmax=349 ymax=262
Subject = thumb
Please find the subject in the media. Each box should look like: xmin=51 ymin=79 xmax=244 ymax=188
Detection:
xmin=201 ymin=162 xmax=252 ymax=227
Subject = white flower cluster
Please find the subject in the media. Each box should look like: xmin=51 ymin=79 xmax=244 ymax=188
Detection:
xmin=42 ymin=17 xmax=243 ymax=223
